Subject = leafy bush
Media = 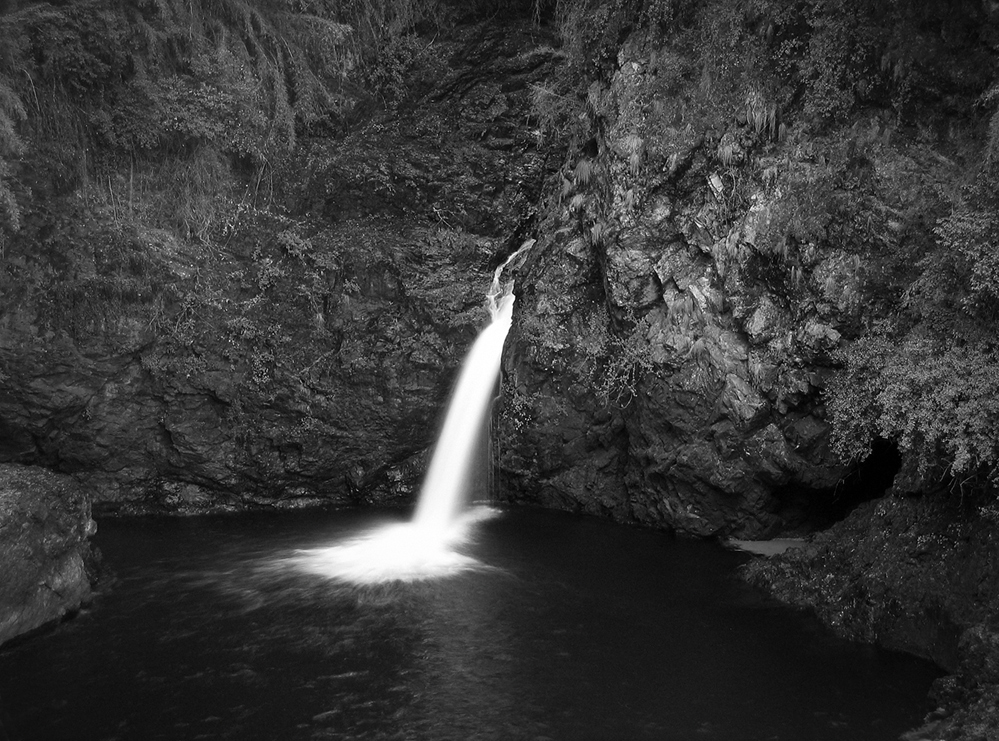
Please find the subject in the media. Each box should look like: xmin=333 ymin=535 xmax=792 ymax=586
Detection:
xmin=933 ymin=188 xmax=999 ymax=307
xmin=152 ymin=49 xmax=270 ymax=158
xmin=556 ymin=0 xmax=642 ymax=78
xmin=362 ymin=33 xmax=426 ymax=108
xmin=827 ymin=332 xmax=999 ymax=489
xmin=827 ymin=159 xmax=999 ymax=494
xmin=764 ymin=0 xmax=886 ymax=124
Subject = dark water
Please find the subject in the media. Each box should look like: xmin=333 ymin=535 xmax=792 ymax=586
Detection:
xmin=0 ymin=507 xmax=940 ymax=741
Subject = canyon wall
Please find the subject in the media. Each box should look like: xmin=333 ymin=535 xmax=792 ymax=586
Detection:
xmin=2 ymin=5 xmax=999 ymax=697
xmin=0 ymin=18 xmax=561 ymax=516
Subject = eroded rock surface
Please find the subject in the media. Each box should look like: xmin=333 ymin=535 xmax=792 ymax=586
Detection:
xmin=0 ymin=464 xmax=96 ymax=647
xmin=495 ymin=24 xmax=855 ymax=538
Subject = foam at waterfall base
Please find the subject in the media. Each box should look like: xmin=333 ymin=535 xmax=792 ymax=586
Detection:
xmin=285 ymin=505 xmax=500 ymax=584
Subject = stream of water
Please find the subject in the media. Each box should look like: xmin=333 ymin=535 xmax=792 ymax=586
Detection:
xmin=0 ymin=506 xmax=940 ymax=741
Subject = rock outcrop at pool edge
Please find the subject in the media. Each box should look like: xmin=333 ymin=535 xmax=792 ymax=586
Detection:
xmin=744 ymin=493 xmax=999 ymax=739
xmin=0 ymin=464 xmax=96 ymax=647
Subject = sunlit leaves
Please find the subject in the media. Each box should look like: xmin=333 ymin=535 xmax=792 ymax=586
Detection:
xmin=828 ymin=330 xmax=999 ymax=488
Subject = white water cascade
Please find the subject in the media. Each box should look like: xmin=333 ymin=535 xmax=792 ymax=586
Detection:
xmin=412 ymin=269 xmax=515 ymax=534
xmin=287 ymin=245 xmax=529 ymax=584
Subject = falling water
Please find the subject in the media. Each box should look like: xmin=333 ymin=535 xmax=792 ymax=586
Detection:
xmin=412 ymin=271 xmax=515 ymax=533
xmin=287 ymin=244 xmax=530 ymax=583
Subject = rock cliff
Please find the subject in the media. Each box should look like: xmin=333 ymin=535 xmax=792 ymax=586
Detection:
xmin=0 ymin=18 xmax=563 ymax=516
xmin=495 ymin=24 xmax=874 ymax=537
xmin=2 ymin=17 xmax=999 ymax=741
xmin=2 ymin=2 xmax=992 ymax=538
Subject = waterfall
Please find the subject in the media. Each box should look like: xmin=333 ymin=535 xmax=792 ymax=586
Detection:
xmin=286 ymin=244 xmax=530 ymax=584
xmin=412 ymin=267 xmax=516 ymax=534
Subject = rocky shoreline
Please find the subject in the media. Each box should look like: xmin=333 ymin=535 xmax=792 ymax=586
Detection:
xmin=744 ymin=493 xmax=999 ymax=740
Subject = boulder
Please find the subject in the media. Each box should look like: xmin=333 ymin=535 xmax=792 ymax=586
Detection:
xmin=0 ymin=464 xmax=96 ymax=647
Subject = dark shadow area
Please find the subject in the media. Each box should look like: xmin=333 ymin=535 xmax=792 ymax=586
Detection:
xmin=775 ymin=438 xmax=902 ymax=531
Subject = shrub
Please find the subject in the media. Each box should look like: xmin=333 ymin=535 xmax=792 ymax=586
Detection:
xmin=827 ymin=332 xmax=999 ymax=490
xmin=743 ymin=0 xmax=889 ymax=125
xmin=827 ymin=165 xmax=999 ymax=495
xmin=933 ymin=186 xmax=999 ymax=307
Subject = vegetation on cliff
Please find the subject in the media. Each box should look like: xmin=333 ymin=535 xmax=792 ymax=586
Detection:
xmin=0 ymin=0 xmax=561 ymax=509
xmin=503 ymin=0 xmax=999 ymax=516
xmin=1 ymin=0 xmax=994 ymax=509
xmin=1 ymin=0 xmax=998 ymax=732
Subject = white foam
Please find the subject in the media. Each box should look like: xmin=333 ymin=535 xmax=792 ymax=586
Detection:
xmin=286 ymin=506 xmax=500 ymax=584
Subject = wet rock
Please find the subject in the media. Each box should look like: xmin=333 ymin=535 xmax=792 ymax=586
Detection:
xmin=484 ymin=14 xmax=866 ymax=537
xmin=0 ymin=464 xmax=96 ymax=646
xmin=798 ymin=319 xmax=841 ymax=356
xmin=744 ymin=297 xmax=788 ymax=345
xmin=716 ymin=373 xmax=769 ymax=428
xmin=654 ymin=242 xmax=709 ymax=294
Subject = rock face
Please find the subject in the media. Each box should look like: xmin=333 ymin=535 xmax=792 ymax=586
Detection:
xmin=745 ymin=493 xmax=999 ymax=739
xmin=0 ymin=464 xmax=96 ymax=646
xmin=0 ymin=19 xmax=564 ymax=514
xmin=0 ymin=5 xmax=986 ymax=543
xmin=0 ymin=11 xmax=897 ymax=537
xmin=495 ymin=26 xmax=856 ymax=538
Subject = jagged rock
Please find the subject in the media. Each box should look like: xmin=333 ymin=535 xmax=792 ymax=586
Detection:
xmin=654 ymin=241 xmax=709 ymax=293
xmin=492 ymin=18 xmax=859 ymax=537
xmin=0 ymin=464 xmax=96 ymax=647
xmin=745 ymin=296 xmax=788 ymax=345
xmin=716 ymin=373 xmax=769 ymax=427
xmin=604 ymin=238 xmax=661 ymax=310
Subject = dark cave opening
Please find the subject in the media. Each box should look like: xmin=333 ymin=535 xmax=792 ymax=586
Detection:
xmin=775 ymin=438 xmax=902 ymax=532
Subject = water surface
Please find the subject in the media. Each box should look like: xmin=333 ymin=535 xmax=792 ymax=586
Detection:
xmin=0 ymin=506 xmax=940 ymax=740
